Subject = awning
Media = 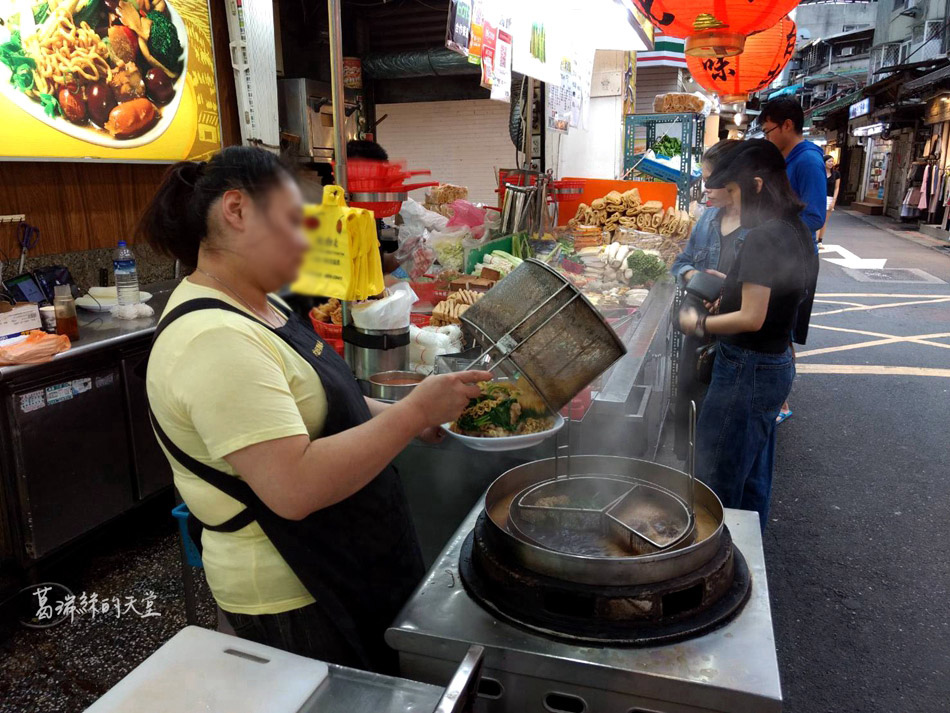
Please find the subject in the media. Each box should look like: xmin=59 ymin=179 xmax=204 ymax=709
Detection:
xmin=809 ymin=89 xmax=864 ymax=119
xmin=803 ymin=68 xmax=868 ymax=86
xmin=768 ymin=83 xmax=803 ymax=99
xmin=903 ymin=63 xmax=950 ymax=94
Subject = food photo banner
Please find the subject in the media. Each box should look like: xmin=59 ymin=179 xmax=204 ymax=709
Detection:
xmin=0 ymin=0 xmax=221 ymax=161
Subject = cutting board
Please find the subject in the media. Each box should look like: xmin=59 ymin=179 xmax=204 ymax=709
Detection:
xmin=86 ymin=626 xmax=329 ymax=713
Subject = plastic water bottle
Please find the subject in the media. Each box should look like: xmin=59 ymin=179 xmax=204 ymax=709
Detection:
xmin=113 ymin=240 xmax=140 ymax=306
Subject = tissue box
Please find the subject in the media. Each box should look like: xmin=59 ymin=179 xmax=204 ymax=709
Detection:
xmin=0 ymin=303 xmax=42 ymax=341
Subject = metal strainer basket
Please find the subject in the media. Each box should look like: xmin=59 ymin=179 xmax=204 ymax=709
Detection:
xmin=460 ymin=259 xmax=627 ymax=411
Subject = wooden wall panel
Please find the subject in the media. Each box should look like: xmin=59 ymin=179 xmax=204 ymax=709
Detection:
xmin=0 ymin=3 xmax=240 ymax=260
xmin=0 ymin=163 xmax=168 ymax=257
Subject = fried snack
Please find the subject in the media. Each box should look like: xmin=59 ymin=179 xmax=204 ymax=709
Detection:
xmin=639 ymin=200 xmax=664 ymax=214
xmin=653 ymin=92 xmax=707 ymax=114
xmin=651 ymin=213 xmax=664 ymax=229
xmin=311 ymin=298 xmax=342 ymax=324
xmin=636 ymin=213 xmax=652 ymax=230
xmin=605 ymin=190 xmax=624 ymax=204
xmin=622 ymin=188 xmax=641 ymax=208
xmin=625 ymin=206 xmax=641 ymax=217
xmin=429 ymin=184 xmax=469 ymax=204
xmin=591 ymin=198 xmax=606 ymax=212
xmin=431 ymin=298 xmax=472 ymax=326
xmin=448 ymin=289 xmax=482 ymax=306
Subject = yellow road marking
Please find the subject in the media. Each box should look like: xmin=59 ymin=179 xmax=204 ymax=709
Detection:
xmin=815 ymin=297 xmax=950 ymax=316
xmin=796 ymin=364 xmax=950 ymax=377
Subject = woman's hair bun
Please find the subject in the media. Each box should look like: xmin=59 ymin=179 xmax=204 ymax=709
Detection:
xmin=136 ymin=147 xmax=293 ymax=268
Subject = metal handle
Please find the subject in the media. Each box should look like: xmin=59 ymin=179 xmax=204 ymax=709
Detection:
xmin=554 ymin=398 xmax=574 ymax=480
xmin=433 ymin=644 xmax=485 ymax=713
xmin=687 ymin=400 xmax=697 ymax=515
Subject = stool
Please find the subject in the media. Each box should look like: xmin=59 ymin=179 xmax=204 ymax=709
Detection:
xmin=171 ymin=503 xmax=201 ymax=625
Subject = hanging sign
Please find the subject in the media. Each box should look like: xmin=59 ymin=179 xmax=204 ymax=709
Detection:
xmin=481 ymin=19 xmax=498 ymax=88
xmin=547 ymin=58 xmax=573 ymax=133
xmin=849 ymin=98 xmax=871 ymax=120
xmin=490 ymin=27 xmax=513 ymax=102
xmin=446 ymin=0 xmax=473 ymax=57
xmin=511 ymin=0 xmax=563 ymax=85
xmin=468 ymin=0 xmax=485 ymax=64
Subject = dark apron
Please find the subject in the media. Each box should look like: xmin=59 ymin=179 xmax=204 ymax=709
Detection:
xmin=146 ymin=297 xmax=425 ymax=673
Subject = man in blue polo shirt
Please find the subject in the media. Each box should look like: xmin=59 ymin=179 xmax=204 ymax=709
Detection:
xmin=760 ymin=98 xmax=825 ymax=422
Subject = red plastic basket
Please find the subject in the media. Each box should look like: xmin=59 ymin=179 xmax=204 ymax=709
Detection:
xmin=410 ymin=281 xmax=440 ymax=306
xmin=309 ymin=313 xmax=345 ymax=357
xmin=550 ymin=179 xmax=586 ymax=203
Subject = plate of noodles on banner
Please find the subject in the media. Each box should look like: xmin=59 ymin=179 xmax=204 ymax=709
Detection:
xmin=0 ymin=0 xmax=188 ymax=148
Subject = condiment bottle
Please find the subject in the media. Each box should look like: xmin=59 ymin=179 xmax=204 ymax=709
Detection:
xmin=53 ymin=285 xmax=80 ymax=342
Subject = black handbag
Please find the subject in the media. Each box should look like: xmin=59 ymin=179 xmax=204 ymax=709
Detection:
xmin=684 ymin=272 xmax=724 ymax=386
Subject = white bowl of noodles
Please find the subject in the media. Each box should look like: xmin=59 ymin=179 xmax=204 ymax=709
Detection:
xmin=442 ymin=414 xmax=565 ymax=452
xmin=441 ymin=379 xmax=565 ymax=451
xmin=0 ymin=0 xmax=188 ymax=149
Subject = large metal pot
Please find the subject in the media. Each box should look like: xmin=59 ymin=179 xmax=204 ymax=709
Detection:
xmin=344 ymin=325 xmax=410 ymax=381
xmin=483 ymin=455 xmax=724 ymax=586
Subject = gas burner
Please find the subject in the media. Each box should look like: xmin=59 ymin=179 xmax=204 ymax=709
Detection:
xmin=460 ymin=512 xmax=751 ymax=646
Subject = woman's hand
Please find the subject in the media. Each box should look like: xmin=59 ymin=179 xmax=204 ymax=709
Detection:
xmin=417 ymin=425 xmax=446 ymax=444
xmin=401 ymin=371 xmax=494 ymax=428
xmin=679 ymin=306 xmax=701 ymax=334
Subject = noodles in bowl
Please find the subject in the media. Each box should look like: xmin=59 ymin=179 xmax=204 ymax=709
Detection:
xmin=450 ymin=380 xmax=556 ymax=438
xmin=0 ymin=0 xmax=188 ymax=147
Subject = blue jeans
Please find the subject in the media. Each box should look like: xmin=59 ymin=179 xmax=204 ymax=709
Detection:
xmin=695 ymin=341 xmax=795 ymax=531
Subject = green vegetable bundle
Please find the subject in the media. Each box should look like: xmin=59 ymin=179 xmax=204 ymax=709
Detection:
xmin=653 ymin=136 xmax=682 ymax=158
xmin=626 ymin=250 xmax=667 ymax=286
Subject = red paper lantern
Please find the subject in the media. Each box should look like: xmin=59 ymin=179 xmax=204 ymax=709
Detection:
xmin=632 ymin=0 xmax=800 ymax=56
xmin=686 ymin=16 xmax=797 ymax=102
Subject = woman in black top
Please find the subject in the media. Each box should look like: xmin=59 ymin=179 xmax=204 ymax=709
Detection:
xmin=818 ymin=155 xmax=840 ymax=244
xmin=678 ymin=140 xmax=812 ymax=530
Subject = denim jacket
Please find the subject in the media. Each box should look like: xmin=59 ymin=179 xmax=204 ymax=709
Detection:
xmin=670 ymin=207 xmax=748 ymax=286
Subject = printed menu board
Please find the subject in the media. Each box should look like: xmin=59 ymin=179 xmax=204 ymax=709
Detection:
xmin=0 ymin=0 xmax=221 ymax=161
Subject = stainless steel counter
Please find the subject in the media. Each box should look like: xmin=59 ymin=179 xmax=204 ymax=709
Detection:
xmin=0 ymin=280 xmax=178 ymax=382
xmin=298 ymin=665 xmax=442 ymax=713
xmin=0 ymin=281 xmax=181 ymax=568
xmin=387 ymin=503 xmax=782 ymax=713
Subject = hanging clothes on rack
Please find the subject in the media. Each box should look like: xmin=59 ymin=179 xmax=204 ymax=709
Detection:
xmin=918 ymin=164 xmax=930 ymax=211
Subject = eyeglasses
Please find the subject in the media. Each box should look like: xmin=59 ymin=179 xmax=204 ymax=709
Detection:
xmin=762 ymin=124 xmax=779 ymax=136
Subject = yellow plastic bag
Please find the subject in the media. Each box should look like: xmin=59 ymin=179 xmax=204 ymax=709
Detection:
xmin=292 ymin=186 xmax=354 ymax=299
xmin=292 ymin=186 xmax=385 ymax=300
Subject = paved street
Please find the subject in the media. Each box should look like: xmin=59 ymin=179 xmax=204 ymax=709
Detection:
xmin=766 ymin=211 xmax=950 ymax=713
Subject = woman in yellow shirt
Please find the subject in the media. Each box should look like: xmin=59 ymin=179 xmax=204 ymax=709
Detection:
xmin=141 ymin=146 xmax=489 ymax=673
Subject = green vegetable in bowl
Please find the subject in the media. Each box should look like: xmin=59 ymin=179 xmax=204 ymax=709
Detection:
xmin=626 ymin=250 xmax=666 ymax=286
xmin=653 ymin=136 xmax=682 ymax=158
xmin=147 ymin=10 xmax=184 ymax=75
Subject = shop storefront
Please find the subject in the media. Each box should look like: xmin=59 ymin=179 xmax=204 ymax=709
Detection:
xmin=918 ymin=94 xmax=950 ymax=238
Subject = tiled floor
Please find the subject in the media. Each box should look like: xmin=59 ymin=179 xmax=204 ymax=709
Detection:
xmin=0 ymin=498 xmax=217 ymax=713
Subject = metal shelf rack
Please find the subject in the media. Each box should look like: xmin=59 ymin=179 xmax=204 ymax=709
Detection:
xmin=623 ymin=113 xmax=706 ymax=212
